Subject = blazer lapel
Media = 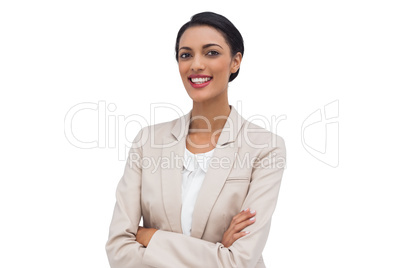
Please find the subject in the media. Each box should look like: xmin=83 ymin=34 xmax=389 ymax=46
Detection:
xmin=191 ymin=106 xmax=245 ymax=239
xmin=161 ymin=109 xmax=191 ymax=234
xmin=161 ymin=105 xmax=246 ymax=237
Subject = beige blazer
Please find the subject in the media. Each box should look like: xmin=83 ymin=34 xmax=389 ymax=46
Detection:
xmin=106 ymin=105 xmax=286 ymax=268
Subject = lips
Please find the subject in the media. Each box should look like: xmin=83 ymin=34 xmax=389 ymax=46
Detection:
xmin=188 ymin=74 xmax=213 ymax=88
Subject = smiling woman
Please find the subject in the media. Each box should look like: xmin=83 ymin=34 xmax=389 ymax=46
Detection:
xmin=177 ymin=25 xmax=242 ymax=103
xmin=105 ymin=11 xmax=286 ymax=268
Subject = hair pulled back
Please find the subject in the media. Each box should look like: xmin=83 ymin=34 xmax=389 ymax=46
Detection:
xmin=175 ymin=12 xmax=244 ymax=82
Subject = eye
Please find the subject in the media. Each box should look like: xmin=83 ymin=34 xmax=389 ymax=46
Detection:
xmin=207 ymin=50 xmax=220 ymax=56
xmin=180 ymin=53 xmax=191 ymax=59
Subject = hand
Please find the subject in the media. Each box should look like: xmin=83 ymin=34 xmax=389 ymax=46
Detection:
xmin=221 ymin=208 xmax=256 ymax=248
xmin=136 ymin=226 xmax=158 ymax=247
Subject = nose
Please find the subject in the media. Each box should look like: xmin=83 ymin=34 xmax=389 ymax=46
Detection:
xmin=191 ymin=55 xmax=205 ymax=72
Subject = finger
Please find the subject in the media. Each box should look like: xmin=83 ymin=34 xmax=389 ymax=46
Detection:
xmin=231 ymin=231 xmax=251 ymax=243
xmin=231 ymin=208 xmax=249 ymax=222
xmin=227 ymin=209 xmax=256 ymax=236
xmin=232 ymin=216 xmax=256 ymax=232
xmin=231 ymin=209 xmax=256 ymax=226
xmin=232 ymin=209 xmax=254 ymax=224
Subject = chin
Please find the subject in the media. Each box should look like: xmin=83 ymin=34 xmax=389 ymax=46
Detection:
xmin=188 ymin=95 xmax=208 ymax=103
xmin=186 ymin=92 xmax=210 ymax=103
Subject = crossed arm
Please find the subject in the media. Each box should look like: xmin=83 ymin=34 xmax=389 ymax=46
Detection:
xmin=136 ymin=208 xmax=256 ymax=247
xmin=105 ymin=129 xmax=286 ymax=268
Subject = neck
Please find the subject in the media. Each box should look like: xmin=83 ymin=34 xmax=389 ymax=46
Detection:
xmin=189 ymin=98 xmax=231 ymax=134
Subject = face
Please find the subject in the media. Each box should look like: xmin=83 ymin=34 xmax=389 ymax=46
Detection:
xmin=177 ymin=25 xmax=242 ymax=103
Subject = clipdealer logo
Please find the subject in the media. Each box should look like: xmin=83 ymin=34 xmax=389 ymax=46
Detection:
xmin=301 ymin=100 xmax=339 ymax=167
xmin=63 ymin=101 xmax=287 ymax=161
xmin=64 ymin=100 xmax=339 ymax=167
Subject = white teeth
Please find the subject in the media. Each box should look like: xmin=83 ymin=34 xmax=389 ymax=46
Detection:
xmin=190 ymin=77 xmax=212 ymax=84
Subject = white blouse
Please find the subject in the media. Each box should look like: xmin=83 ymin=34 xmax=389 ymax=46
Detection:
xmin=181 ymin=147 xmax=215 ymax=236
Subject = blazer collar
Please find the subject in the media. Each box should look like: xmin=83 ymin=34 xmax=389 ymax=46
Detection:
xmin=171 ymin=104 xmax=245 ymax=146
xmin=161 ymin=105 xmax=246 ymax=238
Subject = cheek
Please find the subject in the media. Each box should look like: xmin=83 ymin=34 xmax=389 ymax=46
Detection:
xmin=178 ymin=62 xmax=189 ymax=77
xmin=211 ymin=59 xmax=232 ymax=79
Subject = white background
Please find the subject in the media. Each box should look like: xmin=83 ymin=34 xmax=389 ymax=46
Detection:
xmin=1 ymin=0 xmax=401 ymax=267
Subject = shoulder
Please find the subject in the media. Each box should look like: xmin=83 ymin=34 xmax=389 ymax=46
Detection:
xmin=134 ymin=114 xmax=186 ymax=147
xmin=240 ymin=119 xmax=285 ymax=150
xmin=141 ymin=119 xmax=177 ymax=136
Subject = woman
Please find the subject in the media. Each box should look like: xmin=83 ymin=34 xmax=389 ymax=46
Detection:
xmin=106 ymin=11 xmax=286 ymax=268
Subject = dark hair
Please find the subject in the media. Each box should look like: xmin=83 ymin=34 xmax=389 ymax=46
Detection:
xmin=175 ymin=11 xmax=244 ymax=82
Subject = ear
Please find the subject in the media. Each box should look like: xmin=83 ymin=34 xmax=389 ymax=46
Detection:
xmin=230 ymin=52 xmax=242 ymax=73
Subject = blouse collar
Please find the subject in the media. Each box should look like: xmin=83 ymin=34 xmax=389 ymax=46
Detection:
xmin=182 ymin=148 xmax=215 ymax=173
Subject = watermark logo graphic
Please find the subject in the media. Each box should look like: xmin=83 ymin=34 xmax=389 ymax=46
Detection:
xmin=301 ymin=100 xmax=339 ymax=167
xmin=64 ymin=100 xmax=288 ymax=161
xmin=64 ymin=100 xmax=148 ymax=160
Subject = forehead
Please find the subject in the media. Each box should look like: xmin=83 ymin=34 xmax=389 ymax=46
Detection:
xmin=179 ymin=25 xmax=228 ymax=48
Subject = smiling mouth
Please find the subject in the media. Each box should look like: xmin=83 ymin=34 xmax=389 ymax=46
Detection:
xmin=189 ymin=77 xmax=212 ymax=84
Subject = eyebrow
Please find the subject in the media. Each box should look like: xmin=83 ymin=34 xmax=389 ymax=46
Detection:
xmin=179 ymin=43 xmax=223 ymax=51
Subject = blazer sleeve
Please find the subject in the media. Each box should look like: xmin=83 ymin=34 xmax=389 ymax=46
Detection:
xmin=142 ymin=136 xmax=287 ymax=268
xmin=105 ymin=127 xmax=154 ymax=268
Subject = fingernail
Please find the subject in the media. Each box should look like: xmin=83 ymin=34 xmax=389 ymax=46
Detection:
xmin=249 ymin=217 xmax=255 ymax=221
xmin=250 ymin=210 xmax=256 ymax=214
xmin=242 ymin=208 xmax=249 ymax=212
xmin=245 ymin=231 xmax=250 ymax=234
